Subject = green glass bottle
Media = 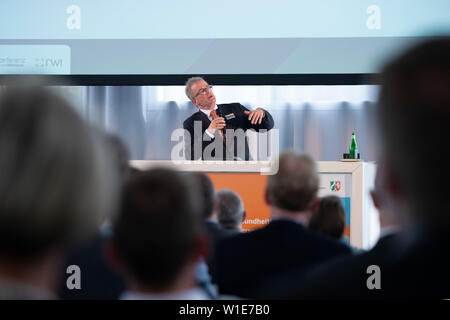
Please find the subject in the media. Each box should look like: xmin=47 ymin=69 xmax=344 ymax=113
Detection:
xmin=349 ymin=132 xmax=358 ymax=159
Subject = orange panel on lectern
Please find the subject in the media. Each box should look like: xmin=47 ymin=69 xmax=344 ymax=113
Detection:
xmin=207 ymin=173 xmax=270 ymax=231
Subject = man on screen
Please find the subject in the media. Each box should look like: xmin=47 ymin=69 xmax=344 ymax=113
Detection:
xmin=183 ymin=77 xmax=274 ymax=160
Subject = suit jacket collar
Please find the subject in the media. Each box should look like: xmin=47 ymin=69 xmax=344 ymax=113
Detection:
xmin=192 ymin=110 xmax=210 ymax=126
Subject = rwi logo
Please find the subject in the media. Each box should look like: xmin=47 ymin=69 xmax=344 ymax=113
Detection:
xmin=330 ymin=180 xmax=341 ymax=192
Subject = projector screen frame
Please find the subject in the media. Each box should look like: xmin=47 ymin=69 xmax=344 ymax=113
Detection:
xmin=0 ymin=73 xmax=379 ymax=86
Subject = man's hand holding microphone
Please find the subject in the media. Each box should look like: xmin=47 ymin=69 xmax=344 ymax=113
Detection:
xmin=206 ymin=117 xmax=226 ymax=135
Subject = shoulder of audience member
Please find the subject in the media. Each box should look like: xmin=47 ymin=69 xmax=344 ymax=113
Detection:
xmin=307 ymin=229 xmax=353 ymax=254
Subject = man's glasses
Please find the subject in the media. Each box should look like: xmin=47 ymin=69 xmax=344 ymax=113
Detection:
xmin=193 ymin=85 xmax=213 ymax=98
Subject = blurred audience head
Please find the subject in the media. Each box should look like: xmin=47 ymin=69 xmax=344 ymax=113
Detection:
xmin=113 ymin=168 xmax=206 ymax=294
xmin=266 ymin=151 xmax=319 ymax=222
xmin=185 ymin=172 xmax=215 ymax=221
xmin=102 ymin=132 xmax=130 ymax=185
xmin=370 ymin=163 xmax=400 ymax=233
xmin=377 ymin=37 xmax=450 ymax=228
xmin=95 ymin=131 xmax=131 ymax=226
xmin=0 ymin=86 xmax=118 ymax=296
xmin=309 ymin=196 xmax=346 ymax=240
xmin=216 ymin=189 xmax=245 ymax=231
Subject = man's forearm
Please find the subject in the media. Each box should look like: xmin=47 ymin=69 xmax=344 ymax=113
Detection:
xmin=260 ymin=109 xmax=274 ymax=129
xmin=250 ymin=108 xmax=274 ymax=130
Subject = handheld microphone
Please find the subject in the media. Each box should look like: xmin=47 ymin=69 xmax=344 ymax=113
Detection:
xmin=216 ymin=108 xmax=227 ymax=129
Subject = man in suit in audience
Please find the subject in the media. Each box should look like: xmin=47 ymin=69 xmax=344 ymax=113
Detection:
xmin=263 ymin=161 xmax=402 ymax=299
xmin=272 ymin=38 xmax=450 ymax=299
xmin=183 ymin=77 xmax=274 ymax=160
xmin=213 ymin=151 xmax=351 ymax=298
xmin=112 ymin=168 xmax=211 ymax=300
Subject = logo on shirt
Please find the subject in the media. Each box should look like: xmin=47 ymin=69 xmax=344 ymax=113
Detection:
xmin=224 ymin=113 xmax=235 ymax=120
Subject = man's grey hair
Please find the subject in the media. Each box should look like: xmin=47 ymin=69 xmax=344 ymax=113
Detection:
xmin=267 ymin=150 xmax=319 ymax=212
xmin=0 ymin=86 xmax=119 ymax=260
xmin=216 ymin=189 xmax=244 ymax=230
xmin=185 ymin=76 xmax=205 ymax=100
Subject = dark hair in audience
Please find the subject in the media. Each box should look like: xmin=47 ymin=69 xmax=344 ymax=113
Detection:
xmin=309 ymin=196 xmax=346 ymax=239
xmin=0 ymin=86 xmax=117 ymax=261
xmin=378 ymin=37 xmax=450 ymax=225
xmin=185 ymin=172 xmax=215 ymax=219
xmin=267 ymin=151 xmax=319 ymax=212
xmin=216 ymin=189 xmax=244 ymax=230
xmin=113 ymin=168 xmax=202 ymax=289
